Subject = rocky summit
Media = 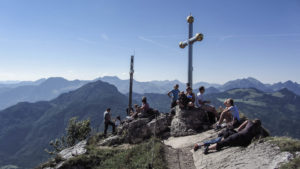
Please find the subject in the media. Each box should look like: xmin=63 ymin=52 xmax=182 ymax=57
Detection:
xmin=37 ymin=106 xmax=300 ymax=169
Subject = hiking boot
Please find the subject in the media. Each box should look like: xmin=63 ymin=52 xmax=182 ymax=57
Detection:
xmin=203 ymin=146 xmax=209 ymax=155
xmin=194 ymin=144 xmax=201 ymax=151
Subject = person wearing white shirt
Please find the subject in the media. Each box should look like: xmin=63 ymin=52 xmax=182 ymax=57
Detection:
xmin=196 ymin=86 xmax=219 ymax=122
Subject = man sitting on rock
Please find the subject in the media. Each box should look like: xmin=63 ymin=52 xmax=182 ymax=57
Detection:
xmin=196 ymin=86 xmax=219 ymax=123
xmin=216 ymin=98 xmax=240 ymax=130
xmin=103 ymin=108 xmax=116 ymax=136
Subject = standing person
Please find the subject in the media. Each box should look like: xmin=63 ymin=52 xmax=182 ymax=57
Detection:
xmin=168 ymin=84 xmax=180 ymax=108
xmin=103 ymin=108 xmax=115 ymax=136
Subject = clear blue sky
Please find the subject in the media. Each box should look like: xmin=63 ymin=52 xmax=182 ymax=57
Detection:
xmin=0 ymin=0 xmax=299 ymax=84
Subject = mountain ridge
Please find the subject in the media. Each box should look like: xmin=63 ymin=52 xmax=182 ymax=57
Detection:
xmin=0 ymin=80 xmax=128 ymax=169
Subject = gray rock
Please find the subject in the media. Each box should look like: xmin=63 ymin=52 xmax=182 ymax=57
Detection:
xmin=147 ymin=114 xmax=169 ymax=136
xmin=165 ymin=130 xmax=300 ymax=169
xmin=119 ymin=118 xmax=151 ymax=144
xmin=116 ymin=114 xmax=172 ymax=144
xmin=171 ymin=106 xmax=209 ymax=137
xmin=98 ymin=135 xmax=124 ymax=146
xmin=58 ymin=140 xmax=87 ymax=160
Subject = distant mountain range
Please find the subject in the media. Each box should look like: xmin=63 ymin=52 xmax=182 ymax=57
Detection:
xmin=0 ymin=80 xmax=128 ymax=169
xmin=98 ymin=76 xmax=222 ymax=94
xmin=1 ymin=77 xmax=300 ymax=168
xmin=133 ymin=87 xmax=300 ymax=139
xmin=99 ymin=76 xmax=300 ymax=96
xmin=0 ymin=76 xmax=299 ymax=111
xmin=0 ymin=77 xmax=88 ymax=110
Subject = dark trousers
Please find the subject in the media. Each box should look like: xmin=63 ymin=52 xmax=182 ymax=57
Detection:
xmin=104 ymin=121 xmax=115 ymax=135
xmin=216 ymin=133 xmax=252 ymax=151
xmin=171 ymin=100 xmax=177 ymax=108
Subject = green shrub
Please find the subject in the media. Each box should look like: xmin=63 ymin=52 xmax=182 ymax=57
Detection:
xmin=45 ymin=117 xmax=91 ymax=155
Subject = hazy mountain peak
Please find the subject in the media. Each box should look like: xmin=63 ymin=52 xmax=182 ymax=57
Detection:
xmin=101 ymin=76 xmax=121 ymax=80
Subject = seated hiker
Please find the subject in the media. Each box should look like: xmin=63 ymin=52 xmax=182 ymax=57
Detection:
xmin=168 ymin=84 xmax=180 ymax=108
xmin=137 ymin=96 xmax=151 ymax=117
xmin=177 ymin=91 xmax=189 ymax=109
xmin=126 ymin=107 xmax=134 ymax=116
xmin=131 ymin=104 xmax=140 ymax=118
xmin=216 ymin=98 xmax=240 ymax=129
xmin=186 ymin=87 xmax=196 ymax=108
xmin=196 ymin=86 xmax=219 ymax=123
xmin=103 ymin=108 xmax=116 ymax=136
xmin=125 ymin=104 xmax=140 ymax=121
xmin=203 ymin=119 xmax=265 ymax=154
xmin=115 ymin=116 xmax=121 ymax=127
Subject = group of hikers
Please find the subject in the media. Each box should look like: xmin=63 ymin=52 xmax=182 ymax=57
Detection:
xmin=103 ymin=83 xmax=268 ymax=155
xmin=103 ymin=96 xmax=153 ymax=136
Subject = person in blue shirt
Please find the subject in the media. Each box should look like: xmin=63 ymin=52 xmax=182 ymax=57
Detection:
xmin=168 ymin=84 xmax=180 ymax=108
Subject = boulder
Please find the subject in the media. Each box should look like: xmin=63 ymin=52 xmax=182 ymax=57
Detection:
xmin=97 ymin=135 xmax=124 ymax=146
xmin=118 ymin=118 xmax=152 ymax=144
xmin=116 ymin=113 xmax=172 ymax=144
xmin=58 ymin=140 xmax=87 ymax=160
xmin=147 ymin=114 xmax=170 ymax=136
xmin=170 ymin=106 xmax=209 ymax=137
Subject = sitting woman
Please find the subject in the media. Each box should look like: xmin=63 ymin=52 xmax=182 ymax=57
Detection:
xmin=203 ymin=119 xmax=266 ymax=154
xmin=216 ymin=98 xmax=240 ymax=129
xmin=137 ymin=96 xmax=152 ymax=118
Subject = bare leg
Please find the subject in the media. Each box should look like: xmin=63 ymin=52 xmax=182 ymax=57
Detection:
xmin=218 ymin=111 xmax=226 ymax=124
xmin=218 ymin=111 xmax=231 ymax=124
xmin=208 ymin=144 xmax=217 ymax=150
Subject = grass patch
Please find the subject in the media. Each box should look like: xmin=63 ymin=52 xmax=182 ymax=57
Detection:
xmin=60 ymin=138 xmax=167 ymax=169
xmin=279 ymin=156 xmax=300 ymax=169
xmin=264 ymin=137 xmax=300 ymax=152
xmin=261 ymin=137 xmax=300 ymax=169
xmin=35 ymin=155 xmax=64 ymax=169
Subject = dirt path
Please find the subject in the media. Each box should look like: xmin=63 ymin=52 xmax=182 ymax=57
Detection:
xmin=164 ymin=145 xmax=196 ymax=169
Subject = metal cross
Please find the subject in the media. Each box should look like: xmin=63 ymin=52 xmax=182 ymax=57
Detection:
xmin=179 ymin=15 xmax=204 ymax=88
xmin=128 ymin=55 xmax=134 ymax=115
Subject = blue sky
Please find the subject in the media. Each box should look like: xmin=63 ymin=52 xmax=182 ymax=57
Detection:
xmin=0 ymin=0 xmax=299 ymax=84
